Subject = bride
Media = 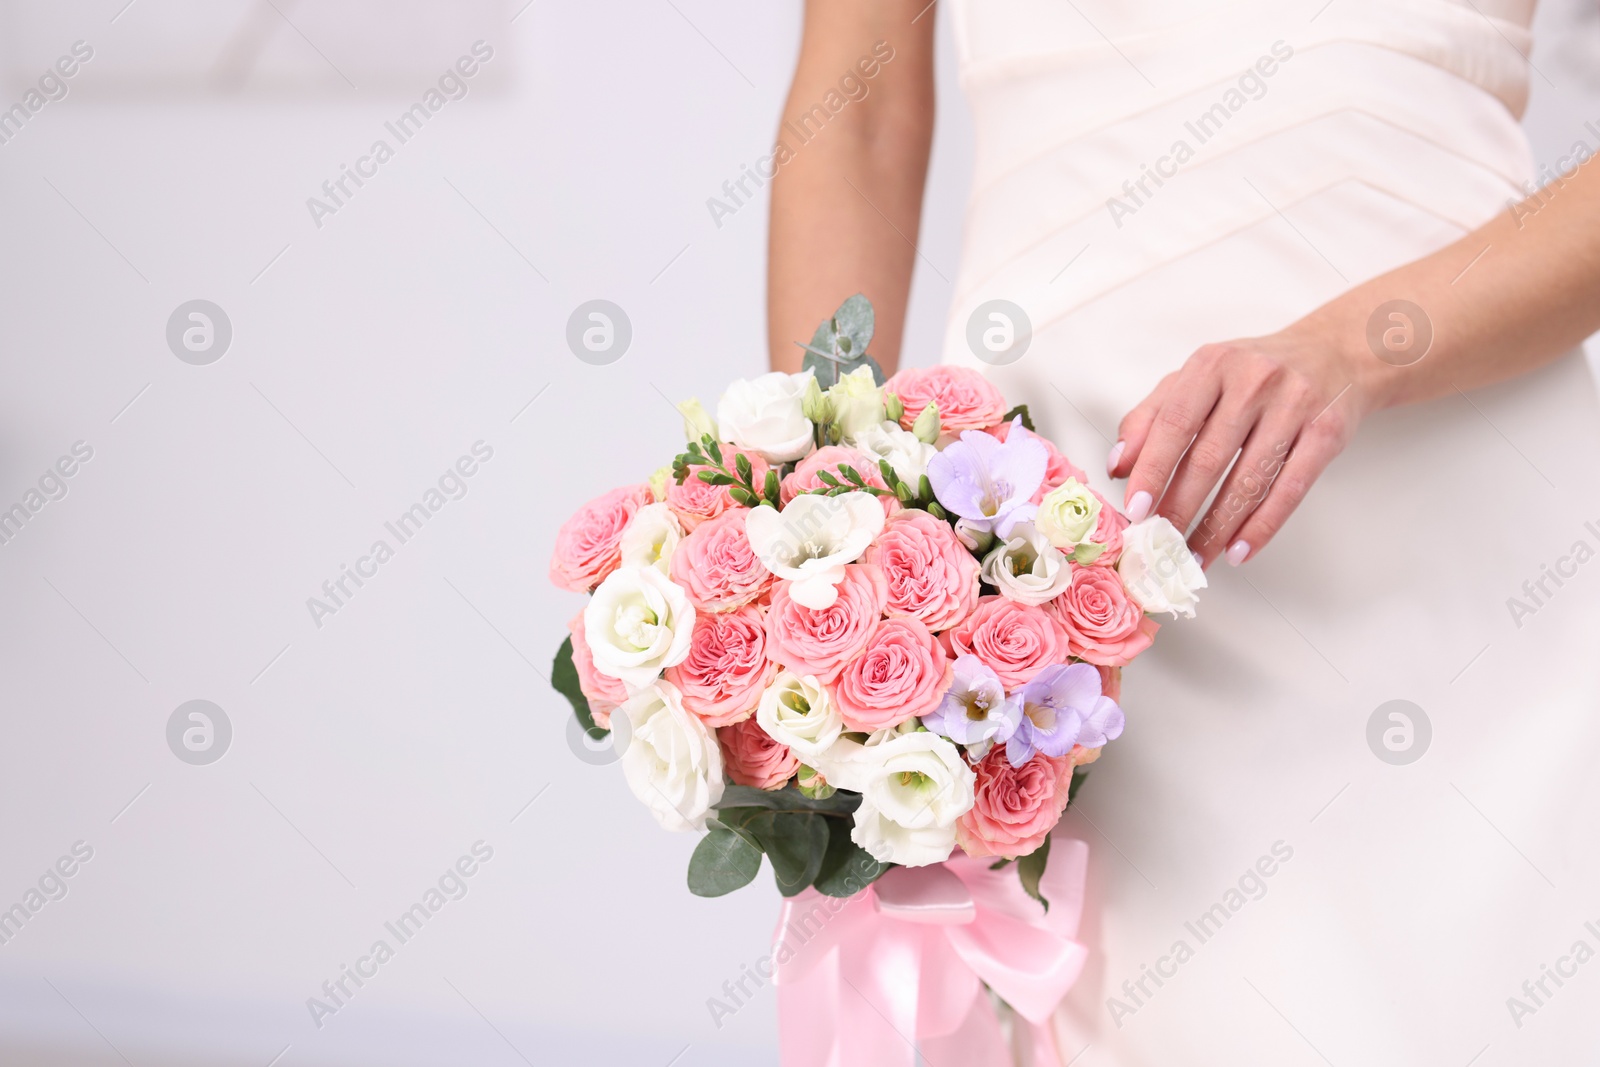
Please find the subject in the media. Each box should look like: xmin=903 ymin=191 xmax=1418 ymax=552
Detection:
xmin=769 ymin=0 xmax=1600 ymax=1061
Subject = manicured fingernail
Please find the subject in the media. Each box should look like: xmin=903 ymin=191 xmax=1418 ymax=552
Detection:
xmin=1106 ymin=440 xmax=1126 ymax=475
xmin=1126 ymin=490 xmax=1152 ymax=522
xmin=1226 ymin=540 xmax=1250 ymax=566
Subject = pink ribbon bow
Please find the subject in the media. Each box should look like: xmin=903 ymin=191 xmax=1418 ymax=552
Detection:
xmin=772 ymin=837 xmax=1090 ymax=1067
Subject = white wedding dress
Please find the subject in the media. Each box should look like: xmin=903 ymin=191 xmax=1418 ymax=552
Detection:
xmin=939 ymin=1 xmax=1600 ymax=1062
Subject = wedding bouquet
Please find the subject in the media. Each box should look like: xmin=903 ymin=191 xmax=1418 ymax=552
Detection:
xmin=549 ymin=296 xmax=1205 ymax=908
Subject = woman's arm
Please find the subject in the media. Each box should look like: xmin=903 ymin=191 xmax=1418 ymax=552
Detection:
xmin=768 ymin=0 xmax=935 ymax=374
xmin=1112 ymin=157 xmax=1600 ymax=566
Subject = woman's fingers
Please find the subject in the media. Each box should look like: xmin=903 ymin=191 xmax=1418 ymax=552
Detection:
xmin=1108 ymin=371 xmax=1175 ymax=479
xmin=1186 ymin=421 xmax=1297 ymax=566
xmin=1154 ymin=401 xmax=1256 ymax=534
xmin=1216 ymin=417 xmax=1345 ymax=564
xmin=1119 ymin=355 xmax=1223 ymax=521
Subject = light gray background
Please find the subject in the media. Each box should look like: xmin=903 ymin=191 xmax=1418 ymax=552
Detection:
xmin=0 ymin=2 xmax=1595 ymax=1065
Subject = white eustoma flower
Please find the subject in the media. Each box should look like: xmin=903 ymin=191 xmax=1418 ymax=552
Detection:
xmin=756 ymin=672 xmax=843 ymax=761
xmin=744 ymin=492 xmax=884 ymax=609
xmin=981 ymin=522 xmax=1073 ymax=606
xmin=618 ymin=502 xmax=682 ymax=576
xmin=848 ymin=420 xmax=937 ymax=485
xmin=717 ymin=371 xmax=816 ymax=463
xmin=849 ymin=730 xmax=976 ymax=867
xmin=1036 ymin=478 xmax=1101 ymax=550
xmin=1117 ymin=515 xmax=1207 ymax=618
xmin=584 ymin=566 xmax=696 ymax=690
xmin=618 ymin=681 xmax=724 ymax=832
xmin=825 ymin=365 xmax=886 ymax=441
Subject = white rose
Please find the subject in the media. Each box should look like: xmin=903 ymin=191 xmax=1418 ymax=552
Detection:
xmin=825 ymin=365 xmax=886 ymax=441
xmin=618 ymin=502 xmax=682 ymax=576
xmin=619 ymin=681 xmax=724 ymax=832
xmin=1117 ymin=516 xmax=1207 ymax=618
xmin=756 ymin=672 xmax=843 ymax=760
xmin=744 ymin=492 xmax=884 ymax=609
xmin=1036 ymin=478 xmax=1101 ymax=550
xmin=848 ymin=420 xmax=937 ymax=485
xmin=849 ymin=730 xmax=975 ymax=867
xmin=980 ymin=522 xmax=1072 ymax=606
xmin=584 ymin=566 xmax=696 ymax=690
xmin=717 ymin=371 xmax=816 ymax=463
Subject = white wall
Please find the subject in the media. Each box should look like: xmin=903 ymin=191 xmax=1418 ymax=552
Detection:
xmin=0 ymin=2 xmax=1592 ymax=1065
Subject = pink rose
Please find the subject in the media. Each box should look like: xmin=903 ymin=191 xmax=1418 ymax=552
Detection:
xmin=885 ymin=366 xmax=1008 ymax=434
xmin=941 ymin=595 xmax=1071 ymax=690
xmin=566 ymin=612 xmax=628 ymax=729
xmin=781 ymin=445 xmax=895 ymax=514
xmin=765 ymin=564 xmax=887 ymax=682
xmin=666 ymin=443 xmax=769 ymax=530
xmin=1097 ymin=664 xmax=1122 ymax=704
xmin=955 ymin=748 xmax=1074 ymax=860
xmin=665 ymin=605 xmax=776 ymax=727
xmin=718 ymin=717 xmax=799 ymax=790
xmin=548 ymin=484 xmax=653 ymax=592
xmin=986 ymin=421 xmax=1089 ymax=504
xmin=863 ymin=510 xmax=980 ymax=632
xmin=833 ymin=617 xmax=953 ymax=731
xmin=669 ymin=511 xmax=774 ymax=612
xmin=1047 ymin=565 xmax=1158 ymax=666
xmin=1083 ymin=491 xmax=1128 ymax=566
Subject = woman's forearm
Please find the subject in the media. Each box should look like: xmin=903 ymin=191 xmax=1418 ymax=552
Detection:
xmin=768 ymin=0 xmax=934 ymax=375
xmin=1301 ymin=157 xmax=1600 ymax=415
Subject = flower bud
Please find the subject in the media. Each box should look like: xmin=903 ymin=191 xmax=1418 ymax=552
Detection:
xmin=884 ymin=391 xmax=905 ymax=423
xmin=677 ymin=397 xmax=716 ymax=442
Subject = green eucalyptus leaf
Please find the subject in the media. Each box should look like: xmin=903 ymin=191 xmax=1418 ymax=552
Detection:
xmin=551 ymin=636 xmax=606 ymax=740
xmin=1068 ymin=767 xmax=1091 ymax=803
xmin=714 ymin=785 xmax=861 ymax=816
xmin=813 ymin=816 xmax=889 ymax=897
xmin=1017 ymin=834 xmax=1052 ymax=912
xmin=1001 ymin=404 xmax=1036 ymax=431
xmin=746 ymin=811 xmax=829 ymax=897
xmin=831 ymin=293 xmax=875 ymax=354
xmin=802 ymin=295 xmax=880 ymax=389
xmin=688 ymin=826 xmax=763 ymax=897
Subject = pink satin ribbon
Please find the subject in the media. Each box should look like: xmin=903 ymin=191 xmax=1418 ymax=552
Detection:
xmin=772 ymin=837 xmax=1090 ymax=1067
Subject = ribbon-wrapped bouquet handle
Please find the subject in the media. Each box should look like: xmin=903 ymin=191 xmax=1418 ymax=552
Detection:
xmin=772 ymin=838 xmax=1090 ymax=1067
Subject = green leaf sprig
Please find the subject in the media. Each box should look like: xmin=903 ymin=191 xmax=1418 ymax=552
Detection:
xmin=671 ymin=433 xmax=782 ymax=509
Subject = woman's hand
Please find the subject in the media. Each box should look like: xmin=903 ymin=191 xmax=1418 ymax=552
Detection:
xmin=1108 ymin=155 xmax=1600 ymax=569
xmin=1108 ymin=324 xmax=1371 ymax=568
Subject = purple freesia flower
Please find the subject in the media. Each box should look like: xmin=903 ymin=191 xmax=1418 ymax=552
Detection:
xmin=1005 ymin=662 xmax=1124 ymax=767
xmin=926 ymin=417 xmax=1047 ymax=539
xmin=922 ymin=655 xmax=1019 ymax=747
